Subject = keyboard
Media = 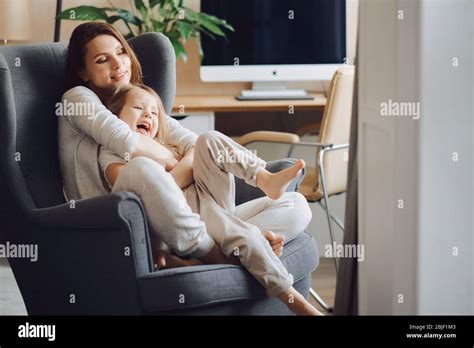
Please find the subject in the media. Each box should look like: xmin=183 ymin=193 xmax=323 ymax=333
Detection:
xmin=237 ymin=89 xmax=313 ymax=100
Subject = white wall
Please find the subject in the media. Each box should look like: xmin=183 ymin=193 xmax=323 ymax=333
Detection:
xmin=417 ymin=0 xmax=473 ymax=315
xmin=358 ymin=0 xmax=473 ymax=315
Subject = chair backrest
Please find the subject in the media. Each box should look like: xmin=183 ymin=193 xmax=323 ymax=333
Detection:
xmin=0 ymin=33 xmax=176 ymax=214
xmin=317 ymin=65 xmax=355 ymax=196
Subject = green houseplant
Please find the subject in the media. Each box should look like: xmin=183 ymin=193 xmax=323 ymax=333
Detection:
xmin=57 ymin=0 xmax=233 ymax=62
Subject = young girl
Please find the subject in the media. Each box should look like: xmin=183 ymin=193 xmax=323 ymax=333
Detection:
xmin=99 ymin=83 xmax=322 ymax=315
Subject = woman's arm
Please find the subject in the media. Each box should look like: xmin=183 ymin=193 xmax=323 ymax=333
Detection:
xmin=170 ymin=147 xmax=195 ymax=190
xmin=62 ymin=87 xmax=179 ymax=163
xmin=62 ymin=87 xmax=139 ymax=160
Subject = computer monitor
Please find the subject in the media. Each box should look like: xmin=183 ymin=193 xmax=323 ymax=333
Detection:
xmin=200 ymin=0 xmax=346 ymax=90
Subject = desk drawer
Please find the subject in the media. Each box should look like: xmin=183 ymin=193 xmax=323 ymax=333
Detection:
xmin=172 ymin=112 xmax=215 ymax=135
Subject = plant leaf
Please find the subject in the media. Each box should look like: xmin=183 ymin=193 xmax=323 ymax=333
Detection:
xmin=114 ymin=8 xmax=142 ymax=26
xmin=169 ymin=36 xmax=187 ymax=62
xmin=182 ymin=8 xmax=199 ymax=22
xmin=195 ymin=13 xmax=225 ymax=36
xmin=106 ymin=14 xmax=142 ymax=30
xmin=134 ymin=0 xmax=149 ymax=25
xmin=105 ymin=15 xmax=122 ymax=24
xmin=193 ymin=24 xmax=216 ymax=40
xmin=134 ymin=0 xmax=146 ymax=12
xmin=150 ymin=18 xmax=166 ymax=32
xmin=149 ymin=0 xmax=164 ymax=9
xmin=56 ymin=6 xmax=108 ymax=21
xmin=124 ymin=32 xmax=135 ymax=40
xmin=196 ymin=35 xmax=204 ymax=61
xmin=175 ymin=21 xmax=193 ymax=41
xmin=203 ymin=13 xmax=234 ymax=30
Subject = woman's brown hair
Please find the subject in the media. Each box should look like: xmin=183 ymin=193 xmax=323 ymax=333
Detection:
xmin=107 ymin=84 xmax=173 ymax=148
xmin=65 ymin=22 xmax=143 ymax=89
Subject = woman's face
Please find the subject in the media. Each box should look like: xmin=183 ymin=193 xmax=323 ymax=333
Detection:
xmin=80 ymin=35 xmax=131 ymax=91
xmin=119 ymin=88 xmax=159 ymax=138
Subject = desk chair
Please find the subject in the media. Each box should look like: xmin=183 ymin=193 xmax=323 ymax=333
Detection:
xmin=238 ymin=66 xmax=355 ymax=312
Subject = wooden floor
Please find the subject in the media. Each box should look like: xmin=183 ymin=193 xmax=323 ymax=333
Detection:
xmin=0 ymin=257 xmax=337 ymax=315
xmin=309 ymin=258 xmax=337 ymax=313
xmin=0 ymin=258 xmax=27 ymax=315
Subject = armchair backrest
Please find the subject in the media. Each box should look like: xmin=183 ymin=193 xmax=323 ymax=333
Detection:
xmin=317 ymin=65 xmax=355 ymax=196
xmin=0 ymin=32 xmax=176 ymax=213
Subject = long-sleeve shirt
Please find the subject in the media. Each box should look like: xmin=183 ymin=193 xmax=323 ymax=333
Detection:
xmin=58 ymin=86 xmax=198 ymax=202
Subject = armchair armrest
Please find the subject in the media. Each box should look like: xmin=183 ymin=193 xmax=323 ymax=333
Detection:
xmin=295 ymin=141 xmax=349 ymax=151
xmin=29 ymin=191 xmax=153 ymax=276
xmin=30 ymin=191 xmax=145 ymax=229
xmin=16 ymin=192 xmax=153 ymax=314
xmin=238 ymin=131 xmax=300 ymax=146
xmin=237 ymin=131 xmax=348 ymax=153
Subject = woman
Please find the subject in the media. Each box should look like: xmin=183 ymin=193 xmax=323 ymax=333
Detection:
xmin=58 ymin=22 xmax=317 ymax=314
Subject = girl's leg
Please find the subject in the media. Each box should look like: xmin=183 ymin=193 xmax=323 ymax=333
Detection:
xmin=234 ymin=191 xmax=313 ymax=243
xmin=111 ymin=157 xmax=215 ymax=259
xmin=193 ymin=130 xmax=311 ymax=250
xmin=198 ymin=196 xmax=320 ymax=315
xmin=193 ymin=132 xmax=320 ymax=314
xmin=192 ymin=130 xmax=266 ymax=213
xmin=193 ymin=132 xmax=294 ymax=296
xmin=193 ymin=131 xmax=305 ymax=204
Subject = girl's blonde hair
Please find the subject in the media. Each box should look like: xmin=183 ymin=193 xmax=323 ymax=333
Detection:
xmin=107 ymin=84 xmax=171 ymax=145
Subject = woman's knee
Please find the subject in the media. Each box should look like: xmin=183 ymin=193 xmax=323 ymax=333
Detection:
xmin=286 ymin=192 xmax=312 ymax=236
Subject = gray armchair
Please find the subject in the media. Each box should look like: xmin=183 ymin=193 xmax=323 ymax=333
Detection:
xmin=0 ymin=33 xmax=319 ymax=315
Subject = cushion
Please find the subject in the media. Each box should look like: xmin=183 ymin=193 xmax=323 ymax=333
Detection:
xmin=137 ymin=231 xmax=318 ymax=313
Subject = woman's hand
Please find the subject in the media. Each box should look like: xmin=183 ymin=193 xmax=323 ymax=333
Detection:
xmin=154 ymin=158 xmax=179 ymax=172
xmin=170 ymin=147 xmax=195 ymax=189
xmin=164 ymin=158 xmax=179 ymax=171
xmin=133 ymin=134 xmax=176 ymax=162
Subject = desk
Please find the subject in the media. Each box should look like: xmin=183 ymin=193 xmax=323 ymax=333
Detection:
xmin=172 ymin=93 xmax=326 ymax=113
xmin=171 ymin=93 xmax=326 ymax=135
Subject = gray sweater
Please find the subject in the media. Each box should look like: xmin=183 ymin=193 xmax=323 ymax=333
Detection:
xmin=58 ymin=86 xmax=198 ymax=202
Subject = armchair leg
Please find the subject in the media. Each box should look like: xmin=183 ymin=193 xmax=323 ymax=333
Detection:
xmin=310 ymin=287 xmax=334 ymax=313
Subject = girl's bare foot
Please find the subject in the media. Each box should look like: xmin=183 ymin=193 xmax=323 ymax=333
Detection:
xmin=256 ymin=160 xmax=305 ymax=200
xmin=278 ymin=287 xmax=324 ymax=316
xmin=154 ymin=249 xmax=203 ymax=269
xmin=262 ymin=231 xmax=285 ymax=257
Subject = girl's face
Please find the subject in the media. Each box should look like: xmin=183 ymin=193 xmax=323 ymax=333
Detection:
xmin=80 ymin=35 xmax=132 ymax=92
xmin=119 ymin=88 xmax=159 ymax=138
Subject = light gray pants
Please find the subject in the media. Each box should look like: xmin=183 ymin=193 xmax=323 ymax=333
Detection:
xmin=112 ymin=131 xmax=312 ymax=297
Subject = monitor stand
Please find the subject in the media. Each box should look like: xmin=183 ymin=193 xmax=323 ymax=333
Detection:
xmin=236 ymin=82 xmax=314 ymax=101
